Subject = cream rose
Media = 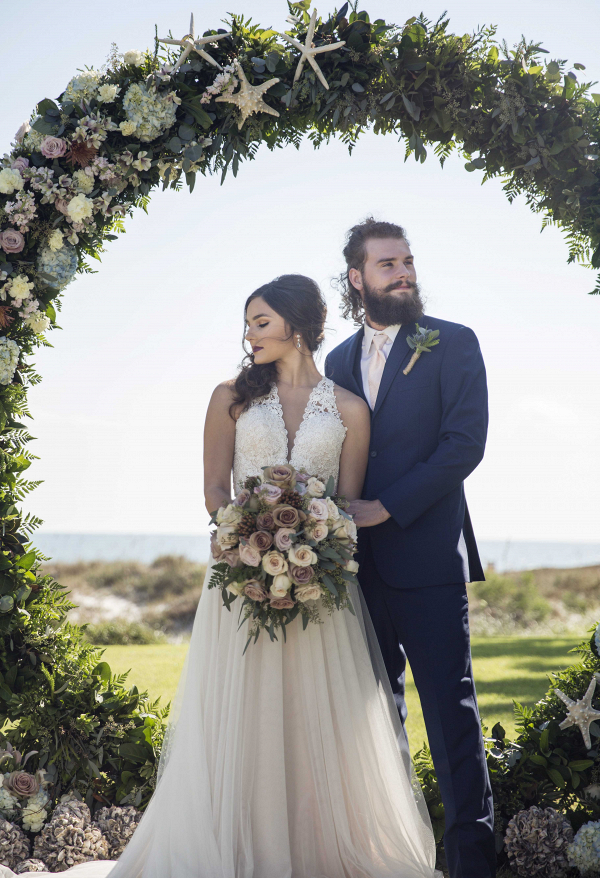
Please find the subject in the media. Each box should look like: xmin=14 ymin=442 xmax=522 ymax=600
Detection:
xmin=342 ymin=516 xmax=357 ymax=542
xmin=270 ymin=574 xmax=292 ymax=598
xmin=216 ymin=503 xmax=243 ymax=526
xmin=216 ymin=524 xmax=238 ymax=549
xmin=123 ymin=50 xmax=145 ymax=66
xmin=210 ymin=531 xmax=224 ymax=561
xmin=306 ymin=477 xmax=326 ymax=497
xmin=262 ymin=551 xmax=288 ymax=577
xmin=0 ymin=169 xmax=24 ymax=195
xmin=97 ymin=84 xmax=120 ymax=103
xmin=15 ymin=122 xmax=30 ymax=143
xmin=333 ymin=525 xmax=350 ymax=544
xmin=67 ymin=194 xmax=94 ymax=223
xmin=295 ymin=584 xmax=323 ymax=602
xmin=326 ymin=499 xmax=341 ymax=522
xmin=344 ymin=558 xmax=359 ymax=573
xmin=227 ymin=581 xmax=245 ymax=597
xmin=239 ymin=542 xmax=261 ymax=568
xmin=309 ymin=522 xmax=329 ymax=542
xmin=288 ymin=544 xmax=317 ymax=567
xmin=308 ymin=498 xmax=328 ymax=521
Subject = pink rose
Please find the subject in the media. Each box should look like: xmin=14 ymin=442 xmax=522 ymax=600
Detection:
xmin=5 ymin=771 xmax=39 ymax=797
xmin=248 ymin=530 xmax=273 ymax=552
xmin=256 ymin=512 xmax=275 ymax=530
xmin=272 ymin=505 xmax=300 ymax=528
xmin=210 ymin=531 xmax=224 ymax=561
xmin=40 ymin=136 xmax=67 ymax=159
xmin=270 ymin=595 xmax=295 ymax=610
xmin=274 ymin=528 xmax=295 ymax=552
xmin=0 ymin=229 xmax=25 ymax=254
xmin=239 ymin=542 xmax=262 ymax=567
xmin=308 ymin=499 xmax=328 ymax=521
xmin=221 ymin=549 xmax=241 ymax=567
xmin=244 ymin=580 xmax=269 ymax=602
xmin=257 ymin=484 xmax=283 ymax=506
xmin=295 ymin=584 xmax=323 ymax=602
xmin=289 ymin=564 xmax=314 ymax=585
xmin=234 ymin=489 xmax=251 ymax=507
xmin=14 ymin=122 xmax=30 ymax=143
xmin=11 ymin=158 xmax=29 ymax=173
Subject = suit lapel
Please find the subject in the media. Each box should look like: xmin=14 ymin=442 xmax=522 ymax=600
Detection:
xmin=372 ymin=322 xmax=416 ymax=418
xmin=344 ymin=327 xmax=367 ymax=403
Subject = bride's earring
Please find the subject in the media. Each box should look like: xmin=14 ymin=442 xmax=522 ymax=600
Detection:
xmin=296 ymin=334 xmax=302 ymax=350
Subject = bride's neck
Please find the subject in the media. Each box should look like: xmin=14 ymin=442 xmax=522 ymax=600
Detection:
xmin=275 ymin=352 xmax=322 ymax=388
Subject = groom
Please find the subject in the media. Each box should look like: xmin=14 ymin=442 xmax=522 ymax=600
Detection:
xmin=325 ymin=219 xmax=495 ymax=878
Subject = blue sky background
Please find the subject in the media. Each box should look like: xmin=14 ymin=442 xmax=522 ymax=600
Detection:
xmin=0 ymin=0 xmax=599 ymax=541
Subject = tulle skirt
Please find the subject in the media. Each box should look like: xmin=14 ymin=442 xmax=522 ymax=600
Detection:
xmin=4 ymin=559 xmax=440 ymax=878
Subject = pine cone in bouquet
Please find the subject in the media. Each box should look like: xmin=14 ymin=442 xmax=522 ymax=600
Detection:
xmin=0 ymin=817 xmax=30 ymax=870
xmin=33 ymin=799 xmax=109 ymax=872
xmin=93 ymin=805 xmax=142 ymax=858
xmin=15 ymin=859 xmax=47 ymax=873
xmin=504 ymin=805 xmax=573 ymax=877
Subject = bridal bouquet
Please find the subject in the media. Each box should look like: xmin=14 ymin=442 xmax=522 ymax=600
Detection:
xmin=208 ymin=465 xmax=358 ymax=650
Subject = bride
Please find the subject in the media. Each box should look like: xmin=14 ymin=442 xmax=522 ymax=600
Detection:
xmin=3 ymin=275 xmax=440 ymax=878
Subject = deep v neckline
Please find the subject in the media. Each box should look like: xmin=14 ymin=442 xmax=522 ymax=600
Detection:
xmin=272 ymin=377 xmax=326 ymax=464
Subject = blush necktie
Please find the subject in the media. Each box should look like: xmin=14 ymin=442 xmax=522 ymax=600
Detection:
xmin=367 ymin=332 xmax=390 ymax=409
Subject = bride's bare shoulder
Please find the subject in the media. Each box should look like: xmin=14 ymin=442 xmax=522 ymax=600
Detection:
xmin=331 ymin=384 xmax=370 ymax=426
xmin=208 ymin=380 xmax=241 ymax=419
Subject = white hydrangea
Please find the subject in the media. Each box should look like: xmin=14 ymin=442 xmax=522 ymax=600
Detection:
xmin=21 ymin=788 xmax=50 ymax=833
xmin=97 ymin=83 xmax=120 ymax=104
xmin=22 ymin=124 xmax=45 ymax=152
xmin=0 ymin=781 xmax=19 ymax=816
xmin=122 ymin=83 xmax=178 ymax=142
xmin=568 ymin=819 xmax=600 ymax=874
xmin=63 ymin=70 xmax=102 ymax=103
xmin=73 ymin=169 xmax=94 ymax=194
xmin=24 ymin=309 xmax=51 ymax=335
xmin=123 ymin=50 xmax=145 ymax=66
xmin=119 ymin=120 xmax=137 ymax=137
xmin=67 ymin=193 xmax=94 ymax=223
xmin=0 ymin=168 xmax=24 ymax=195
xmin=7 ymin=274 xmax=34 ymax=300
xmin=47 ymin=230 xmax=64 ymax=252
xmin=0 ymin=338 xmax=20 ymax=385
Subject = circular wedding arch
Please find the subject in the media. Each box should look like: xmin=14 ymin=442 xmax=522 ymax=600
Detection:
xmin=0 ymin=1 xmax=599 ymax=824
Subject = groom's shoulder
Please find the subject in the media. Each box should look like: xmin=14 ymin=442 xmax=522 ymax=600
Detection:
xmin=421 ymin=314 xmax=480 ymax=347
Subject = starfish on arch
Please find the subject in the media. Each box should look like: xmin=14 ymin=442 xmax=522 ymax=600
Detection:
xmin=158 ymin=13 xmax=231 ymax=74
xmin=278 ymin=8 xmax=345 ymax=91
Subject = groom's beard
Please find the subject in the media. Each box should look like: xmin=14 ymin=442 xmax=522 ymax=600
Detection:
xmin=361 ymin=278 xmax=424 ymax=326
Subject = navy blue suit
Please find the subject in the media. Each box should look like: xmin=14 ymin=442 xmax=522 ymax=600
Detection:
xmin=325 ymin=316 xmax=496 ymax=878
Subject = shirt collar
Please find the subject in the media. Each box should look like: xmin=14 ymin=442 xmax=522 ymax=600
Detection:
xmin=363 ymin=322 xmax=402 ymax=350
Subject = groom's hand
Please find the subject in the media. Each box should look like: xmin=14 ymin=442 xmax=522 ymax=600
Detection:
xmin=347 ymin=499 xmax=391 ymax=528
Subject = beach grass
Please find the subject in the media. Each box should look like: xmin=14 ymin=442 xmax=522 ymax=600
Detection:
xmin=101 ymin=635 xmax=580 ymax=752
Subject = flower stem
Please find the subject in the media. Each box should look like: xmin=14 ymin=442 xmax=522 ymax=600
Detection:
xmin=403 ymin=351 xmax=421 ymax=375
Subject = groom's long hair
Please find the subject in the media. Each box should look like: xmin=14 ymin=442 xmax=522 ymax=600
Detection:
xmin=230 ymin=275 xmax=327 ymax=417
xmin=335 ymin=218 xmax=409 ymax=326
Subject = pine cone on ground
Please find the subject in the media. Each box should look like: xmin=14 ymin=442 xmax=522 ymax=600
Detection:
xmin=238 ymin=513 xmax=257 ymax=540
xmin=33 ymin=799 xmax=109 ymax=872
xmin=93 ymin=805 xmax=142 ymax=858
xmin=504 ymin=805 xmax=573 ymax=877
xmin=15 ymin=859 xmax=47 ymax=873
xmin=280 ymin=489 xmax=303 ymax=509
xmin=0 ymin=817 xmax=30 ymax=870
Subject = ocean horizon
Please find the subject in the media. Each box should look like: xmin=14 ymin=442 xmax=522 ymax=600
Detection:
xmin=32 ymin=533 xmax=600 ymax=573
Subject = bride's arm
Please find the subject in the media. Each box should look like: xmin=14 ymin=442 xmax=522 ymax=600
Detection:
xmin=334 ymin=387 xmax=371 ymax=502
xmin=204 ymin=381 xmax=237 ymax=515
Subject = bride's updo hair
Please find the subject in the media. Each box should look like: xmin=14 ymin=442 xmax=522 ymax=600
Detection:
xmin=230 ymin=274 xmax=327 ymax=416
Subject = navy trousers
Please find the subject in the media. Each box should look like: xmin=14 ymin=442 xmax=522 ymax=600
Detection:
xmin=359 ymin=544 xmax=496 ymax=878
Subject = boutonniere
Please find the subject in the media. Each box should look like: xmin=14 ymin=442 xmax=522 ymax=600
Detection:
xmin=403 ymin=325 xmax=440 ymax=375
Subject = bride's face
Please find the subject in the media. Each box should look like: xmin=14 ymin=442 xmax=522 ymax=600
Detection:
xmin=245 ymin=297 xmax=295 ymax=365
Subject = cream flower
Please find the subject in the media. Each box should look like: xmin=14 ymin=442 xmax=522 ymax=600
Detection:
xmin=216 ymin=524 xmax=238 ymax=549
xmin=307 ymin=498 xmax=328 ymax=521
xmin=216 ymin=503 xmax=243 ymax=526
xmin=123 ymin=50 xmax=145 ymax=66
xmin=67 ymin=194 xmax=93 ymax=223
xmin=8 ymin=275 xmax=34 ymax=299
xmin=306 ymin=477 xmax=326 ymax=497
xmin=238 ymin=542 xmax=261 ymax=568
xmin=24 ymin=310 xmax=50 ymax=334
xmin=227 ymin=581 xmax=245 ymax=597
xmin=295 ymin=584 xmax=323 ymax=602
xmin=344 ymin=558 xmax=359 ymax=573
xmin=119 ymin=120 xmax=137 ymax=137
xmin=47 ymin=230 xmax=64 ymax=252
xmin=270 ymin=574 xmax=292 ymax=598
xmin=262 ymin=550 xmax=288 ymax=577
xmin=342 ymin=516 xmax=357 ymax=542
xmin=73 ymin=169 xmax=94 ymax=194
xmin=0 ymin=168 xmax=24 ymax=195
xmin=288 ymin=544 xmax=318 ymax=567
xmin=326 ymin=499 xmax=341 ymax=522
xmin=309 ymin=522 xmax=329 ymax=542
xmin=97 ymin=84 xmax=120 ymax=103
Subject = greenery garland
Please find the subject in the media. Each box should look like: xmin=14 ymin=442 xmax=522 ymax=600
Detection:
xmin=0 ymin=0 xmax=598 ymax=858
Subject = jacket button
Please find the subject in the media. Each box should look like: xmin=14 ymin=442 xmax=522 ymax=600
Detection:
xmin=370 ymin=450 xmax=377 ymax=458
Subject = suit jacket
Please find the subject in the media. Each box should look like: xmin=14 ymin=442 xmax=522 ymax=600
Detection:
xmin=325 ymin=315 xmax=487 ymax=588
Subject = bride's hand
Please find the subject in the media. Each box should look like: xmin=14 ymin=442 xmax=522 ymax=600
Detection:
xmin=346 ymin=499 xmax=390 ymax=528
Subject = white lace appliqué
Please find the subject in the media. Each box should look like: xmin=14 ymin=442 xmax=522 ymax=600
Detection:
xmin=233 ymin=377 xmax=347 ymax=492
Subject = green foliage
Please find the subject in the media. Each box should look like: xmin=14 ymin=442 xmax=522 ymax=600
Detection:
xmin=471 ymin=571 xmax=552 ymax=627
xmin=81 ymin=620 xmax=166 ymax=646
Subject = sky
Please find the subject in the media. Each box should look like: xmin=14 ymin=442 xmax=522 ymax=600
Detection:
xmin=0 ymin=0 xmax=599 ymax=542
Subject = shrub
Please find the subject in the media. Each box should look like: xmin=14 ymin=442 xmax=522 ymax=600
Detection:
xmin=81 ymin=620 xmax=166 ymax=646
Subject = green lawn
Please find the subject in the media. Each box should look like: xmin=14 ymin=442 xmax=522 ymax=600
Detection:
xmin=101 ymin=636 xmax=580 ymax=753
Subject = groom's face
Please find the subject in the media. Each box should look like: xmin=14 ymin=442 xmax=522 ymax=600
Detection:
xmin=349 ymin=237 xmax=423 ymax=327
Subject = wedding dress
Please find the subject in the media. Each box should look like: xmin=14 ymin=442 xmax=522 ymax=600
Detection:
xmin=3 ymin=377 xmax=440 ymax=878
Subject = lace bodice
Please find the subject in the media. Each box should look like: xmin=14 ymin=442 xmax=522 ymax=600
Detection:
xmin=233 ymin=377 xmax=347 ymax=492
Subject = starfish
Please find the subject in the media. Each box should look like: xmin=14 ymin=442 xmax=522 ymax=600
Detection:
xmin=215 ymin=61 xmax=280 ymax=129
xmin=158 ymin=13 xmax=231 ymax=74
xmin=278 ymin=9 xmax=345 ymax=91
xmin=555 ymin=674 xmax=600 ymax=750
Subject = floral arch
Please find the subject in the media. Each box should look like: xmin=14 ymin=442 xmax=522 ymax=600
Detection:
xmin=0 ymin=2 xmax=599 ymax=869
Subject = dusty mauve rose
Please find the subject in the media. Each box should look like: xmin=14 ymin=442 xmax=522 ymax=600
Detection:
xmin=295 ymin=471 xmax=309 ymax=483
xmin=239 ymin=542 xmax=261 ymax=567
xmin=55 ymin=197 xmax=70 ymax=215
xmin=262 ymin=550 xmax=288 ymax=576
xmin=244 ymin=580 xmax=269 ymax=602
xmin=210 ymin=531 xmax=224 ymax=561
xmin=295 ymin=584 xmax=323 ymax=602
xmin=288 ymin=544 xmax=317 ymax=567
xmin=5 ymin=771 xmax=39 ymax=797
xmin=309 ymin=522 xmax=328 ymax=542
xmin=270 ymin=595 xmax=295 ymax=610
xmin=289 ymin=564 xmax=314 ymax=585
xmin=257 ymin=484 xmax=283 ymax=506
xmin=40 ymin=136 xmax=67 ymax=159
xmin=11 ymin=157 xmax=29 ymax=173
xmin=248 ymin=530 xmax=273 ymax=552
xmin=0 ymin=229 xmax=25 ymax=254
xmin=234 ymin=489 xmax=251 ymax=507
xmin=308 ymin=499 xmax=328 ymax=521
xmin=221 ymin=549 xmax=241 ymax=567
xmin=274 ymin=528 xmax=295 ymax=552
xmin=262 ymin=464 xmax=296 ymax=488
xmin=272 ymin=505 xmax=300 ymax=528
xmin=256 ymin=512 xmax=275 ymax=530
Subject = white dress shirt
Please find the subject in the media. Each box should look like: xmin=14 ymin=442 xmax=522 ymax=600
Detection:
xmin=360 ymin=323 xmax=402 ymax=408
